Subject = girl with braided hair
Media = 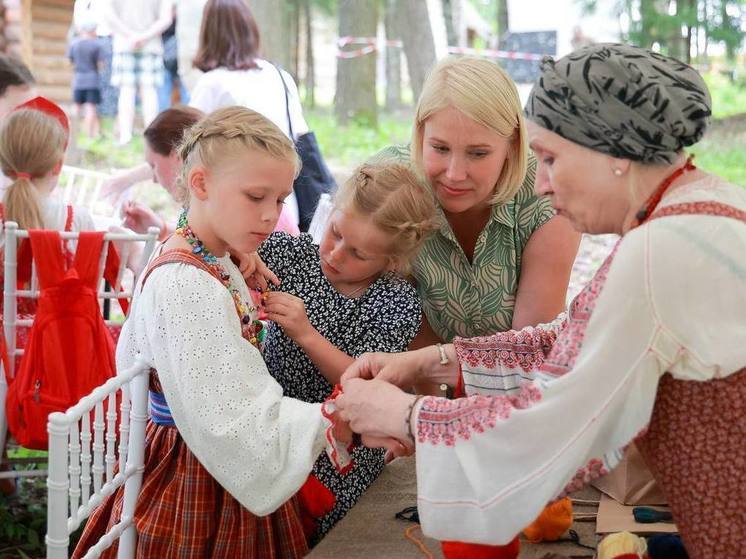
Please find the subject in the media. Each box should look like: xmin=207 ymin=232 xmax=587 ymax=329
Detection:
xmin=258 ymin=162 xmax=438 ymax=542
xmin=72 ymin=106 xmax=360 ymax=559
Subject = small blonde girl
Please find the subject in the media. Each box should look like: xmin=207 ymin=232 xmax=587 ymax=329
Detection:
xmin=260 ymin=163 xmax=438 ymax=541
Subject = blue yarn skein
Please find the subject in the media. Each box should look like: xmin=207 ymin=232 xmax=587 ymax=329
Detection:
xmin=647 ymin=534 xmax=689 ymax=559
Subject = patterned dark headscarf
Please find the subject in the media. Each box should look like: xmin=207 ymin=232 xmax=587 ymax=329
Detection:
xmin=525 ymin=43 xmax=711 ymax=164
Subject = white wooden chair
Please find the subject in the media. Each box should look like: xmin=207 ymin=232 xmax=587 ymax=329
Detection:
xmin=46 ymin=357 xmax=150 ymax=559
xmin=58 ymin=165 xmax=130 ymax=229
xmin=0 ymin=222 xmax=159 ymax=482
xmin=308 ymin=192 xmax=333 ymax=245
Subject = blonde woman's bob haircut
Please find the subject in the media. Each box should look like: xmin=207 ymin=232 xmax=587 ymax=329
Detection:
xmin=411 ymin=56 xmax=528 ymax=206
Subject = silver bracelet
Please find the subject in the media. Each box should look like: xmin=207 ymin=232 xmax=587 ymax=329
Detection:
xmin=436 ymin=343 xmax=449 ymax=365
xmin=406 ymin=395 xmax=425 ymax=443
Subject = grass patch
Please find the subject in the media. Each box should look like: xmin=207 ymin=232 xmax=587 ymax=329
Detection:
xmin=703 ymin=72 xmax=746 ymax=119
xmin=306 ymin=107 xmax=413 ymax=169
xmin=691 ymin=141 xmax=746 ymax=187
xmin=68 ymin=117 xmax=144 ymax=171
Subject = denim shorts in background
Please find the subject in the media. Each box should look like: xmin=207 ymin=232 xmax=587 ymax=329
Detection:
xmin=73 ymin=88 xmax=102 ymax=105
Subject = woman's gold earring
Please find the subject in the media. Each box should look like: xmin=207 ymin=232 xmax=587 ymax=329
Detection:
xmin=613 ymin=168 xmax=623 ymax=176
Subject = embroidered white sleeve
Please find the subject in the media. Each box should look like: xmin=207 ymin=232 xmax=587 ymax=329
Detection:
xmin=414 ymin=232 xmax=665 ymax=545
xmin=116 ymin=260 xmax=327 ymax=515
xmin=454 ymin=313 xmax=566 ymax=396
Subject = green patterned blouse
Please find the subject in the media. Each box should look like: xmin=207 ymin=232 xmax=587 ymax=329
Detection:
xmin=371 ymin=145 xmax=555 ymax=341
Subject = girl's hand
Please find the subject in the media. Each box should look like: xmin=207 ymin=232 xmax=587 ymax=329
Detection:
xmin=264 ymin=292 xmax=313 ymax=341
xmin=341 ymin=352 xmax=398 ymax=381
xmin=121 ymin=200 xmax=164 ymax=236
xmin=343 ymin=346 xmax=460 ymax=390
xmin=367 ymin=435 xmax=414 ymax=462
xmin=231 ymin=251 xmax=279 ymax=291
xmin=101 ymin=174 xmax=135 ymax=203
xmin=336 ymin=378 xmax=416 ymax=442
xmin=332 ymin=415 xmax=413 ymax=459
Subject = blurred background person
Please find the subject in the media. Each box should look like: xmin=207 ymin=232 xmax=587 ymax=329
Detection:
xmin=104 ymin=0 xmax=172 ymax=145
xmin=158 ymin=0 xmax=189 ymax=111
xmin=68 ymin=18 xmax=103 ymax=139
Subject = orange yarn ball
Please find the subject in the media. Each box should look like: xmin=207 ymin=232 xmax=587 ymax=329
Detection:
xmin=522 ymin=497 xmax=574 ymax=543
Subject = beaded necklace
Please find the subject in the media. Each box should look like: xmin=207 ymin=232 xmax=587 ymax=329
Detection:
xmin=175 ymin=211 xmax=264 ymax=347
xmin=632 ymin=155 xmax=696 ymax=228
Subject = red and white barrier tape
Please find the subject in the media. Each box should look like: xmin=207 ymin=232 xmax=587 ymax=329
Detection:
xmin=336 ymin=36 xmax=548 ymax=61
xmin=336 ymin=36 xmax=403 ymax=58
xmin=446 ymin=46 xmax=547 ymax=61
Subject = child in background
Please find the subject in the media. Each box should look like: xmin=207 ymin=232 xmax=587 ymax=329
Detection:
xmin=0 ymin=54 xmax=36 ymax=123
xmin=0 ymin=97 xmax=96 ymax=301
xmin=73 ymin=106 xmax=353 ymax=559
xmin=260 ymin=163 xmax=438 ymax=542
xmin=0 ymin=54 xmax=37 ymax=199
xmin=0 ymin=98 xmax=95 ymax=496
xmin=68 ymin=20 xmax=103 ymax=138
xmin=111 ymin=105 xmax=299 ymax=239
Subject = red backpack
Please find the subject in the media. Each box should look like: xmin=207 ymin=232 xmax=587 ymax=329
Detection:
xmin=4 ymin=230 xmax=127 ymax=450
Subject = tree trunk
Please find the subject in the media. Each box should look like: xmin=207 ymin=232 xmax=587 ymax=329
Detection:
xmin=251 ymin=0 xmax=293 ymax=70
xmin=335 ymin=0 xmax=378 ymax=127
xmin=702 ymin=0 xmax=709 ymax=63
xmin=290 ymin=0 xmax=300 ymax=82
xmin=398 ymin=0 xmax=436 ymax=103
xmin=385 ymin=0 xmax=402 ymax=110
xmin=441 ymin=0 xmax=457 ymax=46
xmin=497 ymin=0 xmax=509 ymax=42
xmin=303 ymin=0 xmax=315 ymax=108
xmin=640 ymin=0 xmax=657 ymax=48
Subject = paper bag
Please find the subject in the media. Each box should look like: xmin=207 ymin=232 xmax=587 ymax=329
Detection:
xmin=592 ymin=444 xmax=667 ymax=505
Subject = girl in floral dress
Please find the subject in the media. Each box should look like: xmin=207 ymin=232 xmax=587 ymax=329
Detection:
xmin=259 ymin=163 xmax=438 ymax=542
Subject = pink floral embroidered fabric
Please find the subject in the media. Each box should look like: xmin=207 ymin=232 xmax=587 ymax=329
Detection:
xmin=637 ymin=368 xmax=746 ymax=559
xmin=559 ymin=457 xmax=608 ymax=497
xmin=540 ymin=242 xmax=620 ymax=377
xmin=454 ymin=326 xmax=561 ymax=372
xmin=417 ymin=383 xmax=542 ymax=446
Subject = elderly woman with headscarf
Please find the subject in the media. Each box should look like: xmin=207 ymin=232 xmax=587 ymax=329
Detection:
xmin=335 ymin=44 xmax=746 ymax=559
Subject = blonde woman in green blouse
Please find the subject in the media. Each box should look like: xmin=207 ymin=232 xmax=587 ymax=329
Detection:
xmin=374 ymin=56 xmax=580 ymax=348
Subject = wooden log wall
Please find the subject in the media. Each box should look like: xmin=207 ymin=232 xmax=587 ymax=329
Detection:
xmin=3 ymin=0 xmax=74 ymax=103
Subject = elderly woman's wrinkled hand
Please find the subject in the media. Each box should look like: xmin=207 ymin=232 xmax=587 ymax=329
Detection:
xmin=336 ymin=377 xmax=416 ymax=442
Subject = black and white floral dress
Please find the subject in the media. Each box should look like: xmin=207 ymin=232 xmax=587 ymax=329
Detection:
xmin=259 ymin=232 xmax=421 ymax=543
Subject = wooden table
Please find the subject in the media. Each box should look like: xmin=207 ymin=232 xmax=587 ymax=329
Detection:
xmin=308 ymin=457 xmax=601 ymax=558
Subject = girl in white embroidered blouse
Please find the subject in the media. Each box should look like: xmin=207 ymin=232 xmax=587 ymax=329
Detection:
xmin=336 ymin=44 xmax=746 ymax=559
xmin=73 ymin=107 xmax=358 ymax=559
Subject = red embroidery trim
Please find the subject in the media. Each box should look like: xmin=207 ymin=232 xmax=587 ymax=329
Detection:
xmin=558 ymin=457 xmax=609 ymax=498
xmin=649 ymin=201 xmax=746 ymax=224
xmin=541 ymin=241 xmax=621 ymax=377
xmin=416 ymin=384 xmax=542 ymax=446
xmin=455 ymin=327 xmax=561 ymax=372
